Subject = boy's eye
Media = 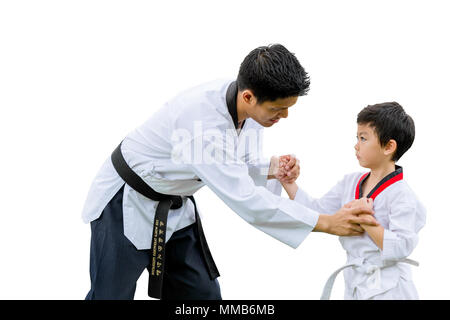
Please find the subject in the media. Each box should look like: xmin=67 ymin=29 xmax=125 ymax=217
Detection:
xmin=356 ymin=136 xmax=366 ymax=141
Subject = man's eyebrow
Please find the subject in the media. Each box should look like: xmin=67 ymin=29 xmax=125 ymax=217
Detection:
xmin=272 ymin=106 xmax=290 ymax=110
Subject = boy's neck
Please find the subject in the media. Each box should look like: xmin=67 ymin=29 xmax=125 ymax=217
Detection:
xmin=368 ymin=161 xmax=396 ymax=183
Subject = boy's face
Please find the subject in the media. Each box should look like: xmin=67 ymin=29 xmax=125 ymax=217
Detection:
xmin=355 ymin=123 xmax=388 ymax=168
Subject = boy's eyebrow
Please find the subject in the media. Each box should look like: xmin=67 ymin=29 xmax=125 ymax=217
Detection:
xmin=358 ymin=131 xmax=368 ymax=135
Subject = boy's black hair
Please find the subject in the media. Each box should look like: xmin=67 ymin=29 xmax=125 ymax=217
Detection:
xmin=237 ymin=44 xmax=310 ymax=103
xmin=357 ymin=102 xmax=415 ymax=162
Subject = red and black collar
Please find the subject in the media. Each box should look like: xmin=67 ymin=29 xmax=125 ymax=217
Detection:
xmin=355 ymin=165 xmax=403 ymax=200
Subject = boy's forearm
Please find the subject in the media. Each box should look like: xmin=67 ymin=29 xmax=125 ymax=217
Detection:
xmin=361 ymin=222 xmax=384 ymax=250
xmin=281 ymin=182 xmax=299 ymax=200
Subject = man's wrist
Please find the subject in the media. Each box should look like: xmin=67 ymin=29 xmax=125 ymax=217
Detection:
xmin=313 ymin=214 xmax=331 ymax=233
xmin=267 ymin=156 xmax=279 ymax=180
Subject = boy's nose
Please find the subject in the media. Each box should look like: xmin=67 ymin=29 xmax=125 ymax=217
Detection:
xmin=280 ymin=109 xmax=288 ymax=119
xmin=354 ymin=143 xmax=359 ymax=150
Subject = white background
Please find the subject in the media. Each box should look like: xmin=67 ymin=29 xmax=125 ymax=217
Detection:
xmin=1 ymin=0 xmax=449 ymax=300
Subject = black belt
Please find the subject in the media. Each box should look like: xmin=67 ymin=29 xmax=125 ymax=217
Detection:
xmin=111 ymin=141 xmax=220 ymax=299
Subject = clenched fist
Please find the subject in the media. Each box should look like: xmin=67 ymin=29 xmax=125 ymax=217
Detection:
xmin=269 ymin=154 xmax=300 ymax=184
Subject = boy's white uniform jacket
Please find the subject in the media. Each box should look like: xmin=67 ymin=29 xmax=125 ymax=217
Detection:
xmin=294 ymin=167 xmax=426 ymax=299
xmin=81 ymin=79 xmax=319 ymax=250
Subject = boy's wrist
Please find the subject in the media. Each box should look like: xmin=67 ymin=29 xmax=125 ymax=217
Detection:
xmin=281 ymin=181 xmax=299 ymax=200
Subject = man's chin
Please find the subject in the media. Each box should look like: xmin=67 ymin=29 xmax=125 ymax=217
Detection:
xmin=251 ymin=118 xmax=277 ymax=127
xmin=260 ymin=120 xmax=276 ymax=127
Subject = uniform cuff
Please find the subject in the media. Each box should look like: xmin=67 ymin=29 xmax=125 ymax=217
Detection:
xmin=293 ymin=187 xmax=310 ymax=204
xmin=381 ymin=229 xmax=399 ymax=260
xmin=247 ymin=158 xmax=271 ymax=187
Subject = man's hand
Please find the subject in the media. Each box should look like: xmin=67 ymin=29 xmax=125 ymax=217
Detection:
xmin=314 ymin=199 xmax=378 ymax=236
xmin=268 ymin=154 xmax=299 ymax=183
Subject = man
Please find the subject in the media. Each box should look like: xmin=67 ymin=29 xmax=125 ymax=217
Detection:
xmin=82 ymin=44 xmax=377 ymax=300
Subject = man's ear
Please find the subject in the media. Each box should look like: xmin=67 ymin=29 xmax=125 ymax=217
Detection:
xmin=384 ymin=139 xmax=397 ymax=158
xmin=242 ymin=89 xmax=256 ymax=105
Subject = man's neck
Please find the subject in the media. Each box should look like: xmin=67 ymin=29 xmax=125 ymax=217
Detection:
xmin=236 ymin=91 xmax=249 ymax=123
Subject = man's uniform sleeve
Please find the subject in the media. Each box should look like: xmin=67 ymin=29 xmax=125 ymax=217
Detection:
xmin=178 ymin=134 xmax=319 ymax=248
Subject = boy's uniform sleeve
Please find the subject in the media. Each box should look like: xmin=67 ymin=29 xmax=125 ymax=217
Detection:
xmin=381 ymin=189 xmax=427 ymax=261
xmin=293 ymin=175 xmax=347 ymax=214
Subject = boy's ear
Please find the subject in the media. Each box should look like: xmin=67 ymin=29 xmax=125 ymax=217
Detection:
xmin=383 ymin=139 xmax=397 ymax=158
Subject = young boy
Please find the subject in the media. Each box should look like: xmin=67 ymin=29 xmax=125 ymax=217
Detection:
xmin=280 ymin=102 xmax=426 ymax=300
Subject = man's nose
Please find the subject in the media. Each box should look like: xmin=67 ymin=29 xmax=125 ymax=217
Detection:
xmin=279 ymin=109 xmax=288 ymax=118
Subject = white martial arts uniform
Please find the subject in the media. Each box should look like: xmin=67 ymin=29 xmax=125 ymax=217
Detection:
xmin=293 ymin=166 xmax=426 ymax=299
xmin=81 ymin=79 xmax=319 ymax=250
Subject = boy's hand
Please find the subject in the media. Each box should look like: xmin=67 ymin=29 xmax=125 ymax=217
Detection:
xmin=344 ymin=197 xmax=374 ymax=211
xmin=277 ymin=154 xmax=300 ymax=183
xmin=344 ymin=198 xmax=376 ymax=226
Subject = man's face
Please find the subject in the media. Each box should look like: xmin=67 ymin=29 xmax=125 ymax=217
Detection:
xmin=249 ymin=96 xmax=298 ymax=127
xmin=354 ymin=123 xmax=386 ymax=168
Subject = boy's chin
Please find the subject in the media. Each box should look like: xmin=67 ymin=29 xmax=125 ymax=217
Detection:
xmin=357 ymin=160 xmax=371 ymax=169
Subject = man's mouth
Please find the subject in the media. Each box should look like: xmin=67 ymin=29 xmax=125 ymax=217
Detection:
xmin=269 ymin=118 xmax=279 ymax=123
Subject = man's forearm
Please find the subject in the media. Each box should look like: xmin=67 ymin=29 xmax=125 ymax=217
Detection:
xmin=267 ymin=156 xmax=278 ymax=180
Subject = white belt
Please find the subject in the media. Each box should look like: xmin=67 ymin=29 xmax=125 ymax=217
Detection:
xmin=320 ymin=256 xmax=419 ymax=300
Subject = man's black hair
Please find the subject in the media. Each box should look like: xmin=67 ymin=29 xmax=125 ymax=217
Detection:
xmin=357 ymin=102 xmax=415 ymax=162
xmin=237 ymin=44 xmax=310 ymax=103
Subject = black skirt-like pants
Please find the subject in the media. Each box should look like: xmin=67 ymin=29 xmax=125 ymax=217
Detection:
xmin=85 ymin=186 xmax=221 ymax=300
